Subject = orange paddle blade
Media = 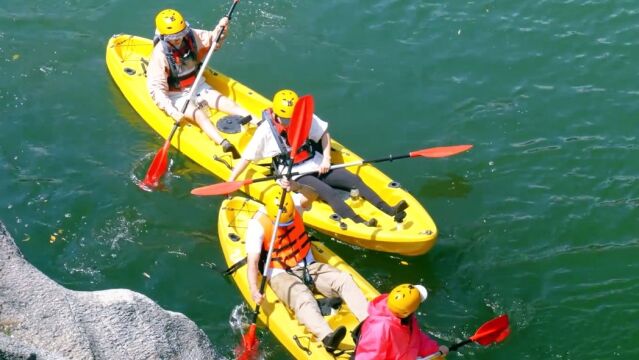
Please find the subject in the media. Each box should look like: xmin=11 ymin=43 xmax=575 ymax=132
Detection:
xmin=409 ymin=144 xmax=473 ymax=158
xmin=142 ymin=140 xmax=170 ymax=188
xmin=191 ymin=179 xmax=254 ymax=196
xmin=236 ymin=324 xmax=259 ymax=360
xmin=470 ymin=314 xmax=510 ymax=345
xmin=288 ymin=95 xmax=314 ymax=159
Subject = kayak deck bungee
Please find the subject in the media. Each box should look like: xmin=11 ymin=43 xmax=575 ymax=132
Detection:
xmin=106 ymin=34 xmax=438 ymax=256
xmin=218 ymin=196 xmax=380 ymax=359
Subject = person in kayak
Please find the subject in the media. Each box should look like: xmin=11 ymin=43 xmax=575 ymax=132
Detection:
xmin=353 ymin=284 xmax=449 ymax=359
xmin=228 ymin=88 xmax=409 ymax=227
xmin=147 ymin=9 xmax=253 ymax=157
xmin=246 ymin=179 xmax=369 ymax=352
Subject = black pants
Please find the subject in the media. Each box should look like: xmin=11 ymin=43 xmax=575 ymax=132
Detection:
xmin=297 ymin=168 xmax=393 ymax=223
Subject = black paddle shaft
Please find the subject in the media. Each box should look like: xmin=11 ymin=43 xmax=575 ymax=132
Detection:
xmin=449 ymin=338 xmax=472 ymax=352
xmin=363 ymin=153 xmax=411 ymax=164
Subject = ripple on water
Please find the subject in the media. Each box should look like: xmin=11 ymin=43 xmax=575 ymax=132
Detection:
xmin=57 ymin=207 xmax=146 ymax=284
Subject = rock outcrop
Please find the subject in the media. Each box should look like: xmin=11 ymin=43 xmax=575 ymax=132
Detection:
xmin=0 ymin=222 xmax=218 ymax=360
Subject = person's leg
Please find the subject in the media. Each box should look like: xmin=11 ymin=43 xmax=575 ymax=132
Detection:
xmin=200 ymin=87 xmax=250 ymax=117
xmin=174 ymin=94 xmax=225 ymax=144
xmin=193 ymin=108 xmax=225 ymax=144
xmin=270 ymin=272 xmax=333 ymax=340
xmin=307 ymin=262 xmax=369 ymax=322
xmin=296 ymin=175 xmax=367 ymax=223
xmin=321 ymin=168 xmax=406 ymax=216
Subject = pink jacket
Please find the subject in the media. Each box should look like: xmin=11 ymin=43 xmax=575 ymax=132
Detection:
xmin=355 ymin=294 xmax=440 ymax=360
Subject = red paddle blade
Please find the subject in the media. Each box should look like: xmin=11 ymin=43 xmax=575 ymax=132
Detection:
xmin=470 ymin=314 xmax=511 ymax=346
xmin=236 ymin=324 xmax=259 ymax=360
xmin=409 ymin=144 xmax=473 ymax=158
xmin=143 ymin=140 xmax=171 ymax=187
xmin=191 ymin=179 xmax=254 ymax=196
xmin=288 ymin=95 xmax=314 ymax=159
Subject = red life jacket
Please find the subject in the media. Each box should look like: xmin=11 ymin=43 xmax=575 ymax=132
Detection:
xmin=263 ymin=109 xmax=315 ymax=165
xmin=157 ymin=30 xmax=199 ymax=91
xmin=257 ymin=211 xmax=311 ymax=269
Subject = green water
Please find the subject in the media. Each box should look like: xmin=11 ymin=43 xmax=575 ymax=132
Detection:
xmin=2 ymin=1 xmax=639 ymax=359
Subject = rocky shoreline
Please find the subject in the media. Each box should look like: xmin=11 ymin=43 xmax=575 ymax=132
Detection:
xmin=0 ymin=222 xmax=218 ymax=360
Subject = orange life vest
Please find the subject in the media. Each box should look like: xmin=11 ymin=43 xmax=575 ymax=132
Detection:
xmin=258 ymin=211 xmax=311 ymax=269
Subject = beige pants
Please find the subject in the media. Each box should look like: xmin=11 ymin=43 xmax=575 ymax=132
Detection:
xmin=269 ymin=262 xmax=369 ymax=340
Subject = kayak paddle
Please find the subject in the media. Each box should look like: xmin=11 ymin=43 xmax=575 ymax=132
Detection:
xmin=141 ymin=0 xmax=240 ymax=189
xmin=420 ymin=314 xmax=511 ymax=360
xmin=237 ymin=95 xmax=314 ymax=359
xmin=191 ymin=144 xmax=473 ymax=196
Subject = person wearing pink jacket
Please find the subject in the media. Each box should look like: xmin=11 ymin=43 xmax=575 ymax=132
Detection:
xmin=354 ymin=284 xmax=449 ymax=360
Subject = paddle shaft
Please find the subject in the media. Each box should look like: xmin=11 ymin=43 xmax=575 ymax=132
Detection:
xmin=419 ymin=339 xmax=471 ymax=360
xmin=250 ymin=187 xmax=288 ymax=323
xmin=238 ymin=144 xmax=472 ymax=186
xmin=241 ymin=156 xmax=404 ymax=186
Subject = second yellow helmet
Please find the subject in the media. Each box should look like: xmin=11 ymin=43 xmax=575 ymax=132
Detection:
xmin=264 ymin=189 xmax=295 ymax=224
xmin=387 ymin=284 xmax=428 ymax=318
xmin=272 ymin=89 xmax=299 ymax=119
xmin=155 ymin=9 xmax=187 ymax=36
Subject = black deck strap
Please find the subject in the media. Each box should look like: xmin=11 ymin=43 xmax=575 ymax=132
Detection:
xmin=212 ymin=155 xmax=234 ymax=170
xmin=293 ymin=335 xmax=313 ymax=356
xmin=140 ymin=57 xmax=148 ymax=77
xmin=317 ymin=297 xmax=343 ymax=316
xmin=222 ymin=256 xmax=247 ymax=276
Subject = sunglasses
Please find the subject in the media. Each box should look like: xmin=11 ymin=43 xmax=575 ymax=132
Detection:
xmin=164 ymin=27 xmax=190 ymax=42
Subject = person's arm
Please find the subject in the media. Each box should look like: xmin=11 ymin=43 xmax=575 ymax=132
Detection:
xmin=245 ymin=219 xmax=265 ymax=304
xmin=280 ymin=178 xmax=318 ymax=210
xmin=417 ymin=326 xmax=445 ymax=357
xmin=291 ymin=181 xmax=318 ymax=210
xmin=147 ymin=46 xmax=183 ymax=122
xmin=229 ymin=158 xmax=251 ymax=181
xmin=229 ymin=122 xmax=273 ymax=181
xmin=247 ymin=251 xmax=264 ymax=305
xmin=318 ymin=131 xmax=331 ymax=174
xmin=196 ymin=17 xmax=229 ymax=54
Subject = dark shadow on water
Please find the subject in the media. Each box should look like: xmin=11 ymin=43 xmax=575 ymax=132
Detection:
xmin=416 ymin=173 xmax=472 ymax=199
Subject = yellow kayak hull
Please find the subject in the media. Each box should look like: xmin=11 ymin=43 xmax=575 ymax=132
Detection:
xmin=218 ymin=196 xmax=380 ymax=359
xmin=106 ymin=34 xmax=437 ymax=256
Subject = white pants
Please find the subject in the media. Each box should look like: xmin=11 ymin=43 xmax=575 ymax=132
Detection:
xmin=168 ymin=83 xmax=221 ymax=118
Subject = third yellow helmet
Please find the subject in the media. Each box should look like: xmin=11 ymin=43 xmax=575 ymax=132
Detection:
xmin=272 ymin=89 xmax=299 ymax=119
xmin=387 ymin=284 xmax=428 ymax=318
xmin=155 ymin=9 xmax=187 ymax=36
xmin=264 ymin=189 xmax=295 ymax=224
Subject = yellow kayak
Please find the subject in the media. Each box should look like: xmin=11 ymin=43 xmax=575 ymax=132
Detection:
xmin=106 ymin=34 xmax=437 ymax=256
xmin=218 ymin=196 xmax=380 ymax=359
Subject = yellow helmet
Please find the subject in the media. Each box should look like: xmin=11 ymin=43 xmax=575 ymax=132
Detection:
xmin=387 ymin=284 xmax=428 ymax=318
xmin=155 ymin=9 xmax=187 ymax=36
xmin=272 ymin=89 xmax=299 ymax=119
xmin=264 ymin=189 xmax=295 ymax=224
